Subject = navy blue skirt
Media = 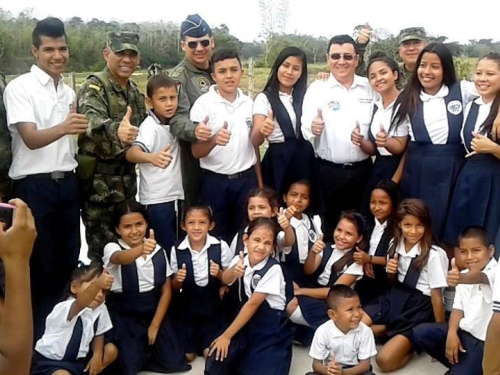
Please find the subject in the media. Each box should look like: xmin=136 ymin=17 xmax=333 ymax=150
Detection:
xmin=369 ymin=154 xmax=401 ymax=189
xmin=444 ymin=154 xmax=500 ymax=246
xmin=296 ymin=295 xmax=330 ymax=329
xmin=31 ymin=352 xmax=87 ymax=375
xmin=401 ymin=142 xmax=465 ymax=239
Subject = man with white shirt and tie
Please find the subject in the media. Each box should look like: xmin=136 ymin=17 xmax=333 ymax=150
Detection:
xmin=302 ymin=34 xmax=376 ymax=238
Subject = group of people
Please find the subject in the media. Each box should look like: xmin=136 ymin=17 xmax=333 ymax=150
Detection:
xmin=1 ymin=10 xmax=500 ymax=375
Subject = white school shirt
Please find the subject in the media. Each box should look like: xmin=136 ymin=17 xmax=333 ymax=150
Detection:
xmin=493 ymin=261 xmax=500 ymax=313
xmin=252 ymin=91 xmax=297 ymax=143
xmin=190 ymin=86 xmax=256 ymax=174
xmin=35 ymin=299 xmax=112 ymax=360
xmin=102 ymin=239 xmax=173 ymax=293
xmin=316 ymin=245 xmax=364 ymax=286
xmin=170 ymin=234 xmax=233 ymax=287
xmin=282 ymin=214 xmax=321 ymax=263
xmin=132 ymin=111 xmax=184 ymax=205
xmin=453 ymin=258 xmax=497 ymax=341
xmin=4 ymin=65 xmax=77 ymax=179
xmin=394 ymin=241 xmax=448 ymax=296
xmin=309 ymin=320 xmax=377 ymax=367
xmin=460 ymin=97 xmax=493 ymax=152
xmin=301 ymin=74 xmax=378 ymax=163
xmin=369 ymin=219 xmax=387 ymax=256
xmin=407 ymin=81 xmax=477 ymax=144
xmin=228 ymin=254 xmax=286 ymax=310
xmin=370 ymin=99 xmax=409 ymax=156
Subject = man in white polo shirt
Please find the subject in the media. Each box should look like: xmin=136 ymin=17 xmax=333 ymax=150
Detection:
xmin=302 ymin=34 xmax=376 ymax=239
xmin=191 ymin=49 xmax=257 ymax=243
xmin=3 ymin=17 xmax=88 ymax=340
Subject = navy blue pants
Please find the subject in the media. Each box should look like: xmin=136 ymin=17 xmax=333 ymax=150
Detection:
xmin=199 ymin=168 xmax=257 ymax=244
xmin=14 ymin=173 xmax=80 ymax=341
xmin=413 ymin=322 xmax=484 ymax=374
xmin=146 ymin=201 xmax=177 ymax=256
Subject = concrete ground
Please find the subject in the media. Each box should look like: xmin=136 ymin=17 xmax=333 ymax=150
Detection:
xmin=80 ymin=221 xmax=447 ymax=375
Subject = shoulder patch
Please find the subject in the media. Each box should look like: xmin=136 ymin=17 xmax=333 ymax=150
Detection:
xmin=88 ymin=84 xmax=101 ymax=91
xmin=169 ymin=68 xmax=183 ymax=78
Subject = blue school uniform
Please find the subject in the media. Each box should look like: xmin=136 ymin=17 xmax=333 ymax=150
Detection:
xmin=445 ymin=98 xmax=500 ymax=246
xmin=103 ymin=240 xmax=189 ymax=375
xmin=205 ymin=256 xmax=293 ymax=375
xmin=32 ymin=299 xmax=112 ymax=375
xmin=401 ymin=82 xmax=476 ymax=239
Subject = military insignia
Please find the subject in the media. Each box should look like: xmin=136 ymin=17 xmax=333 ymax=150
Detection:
xmin=175 ymin=82 xmax=181 ymax=95
xmin=251 ymin=274 xmax=262 ymax=289
xmin=196 ymin=77 xmax=211 ymax=92
xmin=447 ymin=100 xmax=463 ymax=116
xmin=89 ymin=84 xmax=101 ymax=91
xmin=328 ymin=100 xmax=341 ymax=111
xmin=308 ymin=229 xmax=318 ymax=243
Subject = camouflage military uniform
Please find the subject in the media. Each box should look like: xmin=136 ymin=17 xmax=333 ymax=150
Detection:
xmin=77 ymin=66 xmax=147 ymax=261
xmin=170 ymin=58 xmax=213 ymax=205
xmin=0 ymin=71 xmax=12 ymax=202
xmin=397 ymin=27 xmax=426 ymax=89
xmin=398 ymin=62 xmax=413 ymax=89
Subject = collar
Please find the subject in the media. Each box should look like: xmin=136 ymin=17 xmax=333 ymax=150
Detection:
xmin=183 ymin=58 xmax=212 ymax=75
xmin=328 ymin=320 xmax=360 ymax=337
xmin=420 ymin=84 xmax=449 ymax=102
xmin=374 ymin=97 xmax=397 ymax=111
xmin=474 ymin=96 xmax=492 ymax=107
xmin=209 ymin=85 xmax=245 ymax=105
xmin=290 ymin=214 xmax=311 ymax=230
xmin=374 ymin=218 xmax=388 ymax=230
xmin=103 ymin=67 xmax=128 ymax=92
xmin=244 ymin=254 xmax=270 ymax=271
xmin=279 ymin=89 xmax=293 ymax=98
xmin=117 ymin=238 xmax=161 ymax=253
xmin=177 ymin=234 xmax=220 ymax=253
xmin=327 ymin=73 xmax=367 ymax=89
xmin=31 ymin=64 xmax=64 ymax=87
xmin=148 ymin=109 xmax=169 ymax=125
xmin=396 ymin=240 xmax=421 ymax=258
xmin=461 ymin=257 xmax=498 ymax=274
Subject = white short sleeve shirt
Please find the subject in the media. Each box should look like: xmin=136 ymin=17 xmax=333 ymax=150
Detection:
xmin=369 ymin=219 xmax=388 ymax=256
xmin=317 ymin=245 xmax=364 ymax=286
xmin=370 ymin=99 xmax=409 ymax=156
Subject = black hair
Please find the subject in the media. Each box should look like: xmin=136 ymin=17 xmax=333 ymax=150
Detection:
xmin=327 ymin=34 xmax=358 ymax=54
xmin=392 ymin=43 xmax=457 ymax=130
xmin=370 ymin=180 xmax=401 ymax=230
xmin=64 ymin=263 xmax=102 ymax=299
xmin=327 ymin=284 xmax=359 ymax=310
xmin=477 ymin=53 xmax=500 ymax=135
xmin=182 ymin=202 xmax=213 ymax=223
xmin=112 ymin=200 xmax=149 ymax=229
xmin=211 ymin=48 xmax=242 ymax=71
xmin=263 ymin=46 xmax=308 ymax=118
xmin=246 ymin=217 xmax=281 ymax=246
xmin=32 ymin=17 xmax=67 ymax=48
xmin=286 ymin=179 xmax=311 ymax=195
xmin=367 ymin=55 xmax=401 ymax=86
xmin=458 ymin=225 xmax=493 ymax=247
xmin=247 ymin=187 xmax=279 ymax=210
xmin=146 ymin=74 xmax=176 ymax=98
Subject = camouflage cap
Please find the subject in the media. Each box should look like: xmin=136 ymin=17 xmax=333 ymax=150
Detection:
xmin=398 ymin=27 xmax=426 ymax=44
xmin=107 ymin=32 xmax=139 ymax=53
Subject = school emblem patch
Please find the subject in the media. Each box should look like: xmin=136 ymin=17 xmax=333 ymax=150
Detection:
xmin=308 ymin=229 xmax=318 ymax=243
xmin=328 ymin=100 xmax=341 ymax=111
xmin=196 ymin=77 xmax=211 ymax=92
xmin=447 ymin=100 xmax=463 ymax=115
xmin=246 ymin=118 xmax=253 ymax=130
xmin=251 ymin=274 xmax=262 ymax=289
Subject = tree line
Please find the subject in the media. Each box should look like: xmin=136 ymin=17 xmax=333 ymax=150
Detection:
xmin=1 ymin=8 xmax=499 ymax=76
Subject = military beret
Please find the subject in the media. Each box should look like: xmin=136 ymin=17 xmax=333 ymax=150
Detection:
xmin=181 ymin=14 xmax=211 ymax=38
xmin=398 ymin=27 xmax=426 ymax=45
xmin=107 ymin=32 xmax=140 ymax=53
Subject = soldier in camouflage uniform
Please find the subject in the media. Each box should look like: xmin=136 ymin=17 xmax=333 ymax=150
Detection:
xmin=170 ymin=14 xmax=215 ymax=205
xmin=397 ymin=27 xmax=427 ymax=88
xmin=0 ymin=71 xmax=11 ymax=202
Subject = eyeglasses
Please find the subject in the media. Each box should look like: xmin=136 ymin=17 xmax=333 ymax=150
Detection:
xmin=329 ymin=53 xmax=355 ymax=61
xmin=185 ymin=39 xmax=211 ymax=49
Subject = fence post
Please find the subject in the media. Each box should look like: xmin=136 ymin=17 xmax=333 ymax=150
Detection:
xmin=248 ymin=57 xmax=255 ymax=99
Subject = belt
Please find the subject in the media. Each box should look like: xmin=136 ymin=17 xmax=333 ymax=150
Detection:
xmin=318 ymin=157 xmax=371 ymax=169
xmin=26 ymin=171 xmax=73 ymax=180
xmin=202 ymin=166 xmax=255 ymax=180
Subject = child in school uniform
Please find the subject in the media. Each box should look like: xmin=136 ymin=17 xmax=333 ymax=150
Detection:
xmin=205 ymin=217 xmax=293 ymax=375
xmin=445 ymin=53 xmax=500 ymax=247
xmin=362 ymin=198 xmax=449 ymax=373
xmin=191 ymin=48 xmax=258 ymax=244
xmin=413 ymin=226 xmax=497 ymax=375
xmin=484 ymin=250 xmax=500 ymax=374
xmin=126 ymin=75 xmax=184 ymax=253
xmin=287 ymin=211 xmax=368 ymax=333
xmin=102 ymin=201 xmax=189 ymax=375
xmin=32 ymin=264 xmax=117 ymax=375
xmin=169 ymin=203 xmax=233 ymax=361
xmin=390 ymin=43 xmax=478 ymax=240
xmin=354 ymin=180 xmax=400 ymax=305
xmin=306 ymin=286 xmax=377 ymax=375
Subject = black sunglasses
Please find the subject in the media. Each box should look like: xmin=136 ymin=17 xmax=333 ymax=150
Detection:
xmin=329 ymin=53 xmax=355 ymax=61
xmin=186 ymin=40 xmax=211 ymax=49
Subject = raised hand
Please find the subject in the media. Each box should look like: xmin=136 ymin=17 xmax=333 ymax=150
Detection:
xmin=386 ymin=253 xmax=399 ymax=274
xmin=142 ymin=229 xmax=156 ymax=255
xmin=447 ymin=257 xmax=460 ymax=288
xmin=175 ymin=263 xmax=187 ymax=283
xmin=466 ymin=132 xmax=497 ymax=158
xmin=96 ymin=267 xmax=114 ymax=291
xmin=284 ymin=205 xmax=297 ymax=221
xmin=215 ymin=122 xmax=231 ymax=146
xmin=234 ymin=251 xmax=246 ymax=278
xmin=351 ymin=121 xmax=363 ymax=146
xmin=311 ymin=234 xmax=325 ymax=255
xmin=277 ymin=207 xmax=291 ymax=230
xmin=357 ymin=23 xmax=372 ymax=45
xmin=210 ymin=259 xmax=221 ymax=278
xmin=150 ymin=144 xmax=173 ymax=169
xmin=195 ymin=116 xmax=212 ymax=142
xmin=118 ymin=106 xmax=140 ymax=145
xmin=62 ymin=101 xmax=88 ymax=135
xmin=375 ymin=123 xmax=389 ymax=148
xmin=312 ymin=108 xmax=325 ymax=137
xmin=353 ymin=247 xmax=370 ymax=264
xmin=260 ymin=110 xmax=276 ymax=137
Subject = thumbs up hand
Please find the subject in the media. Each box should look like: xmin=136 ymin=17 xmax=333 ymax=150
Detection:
xmin=447 ymin=257 xmax=460 ymax=288
xmin=357 ymin=22 xmax=372 ymax=45
xmin=312 ymin=108 xmax=325 ymax=136
xmin=375 ymin=123 xmax=389 ymax=148
xmin=142 ymin=229 xmax=156 ymax=255
xmin=175 ymin=263 xmax=187 ymax=284
xmin=351 ymin=121 xmax=363 ymax=146
xmin=96 ymin=267 xmax=114 ymax=290
xmin=277 ymin=207 xmax=291 ymax=230
xmin=466 ymin=131 xmax=496 ymax=158
xmin=386 ymin=252 xmax=399 ymax=274
xmin=118 ymin=106 xmax=140 ymax=145
xmin=195 ymin=116 xmax=212 ymax=142
xmin=210 ymin=259 xmax=221 ymax=278
xmin=260 ymin=110 xmax=276 ymax=137
xmin=150 ymin=144 xmax=173 ymax=169
xmin=353 ymin=246 xmax=370 ymax=264
xmin=62 ymin=100 xmax=88 ymax=135
xmin=234 ymin=251 xmax=246 ymax=278
xmin=284 ymin=205 xmax=297 ymax=221
xmin=311 ymin=234 xmax=325 ymax=255
xmin=215 ymin=121 xmax=231 ymax=146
